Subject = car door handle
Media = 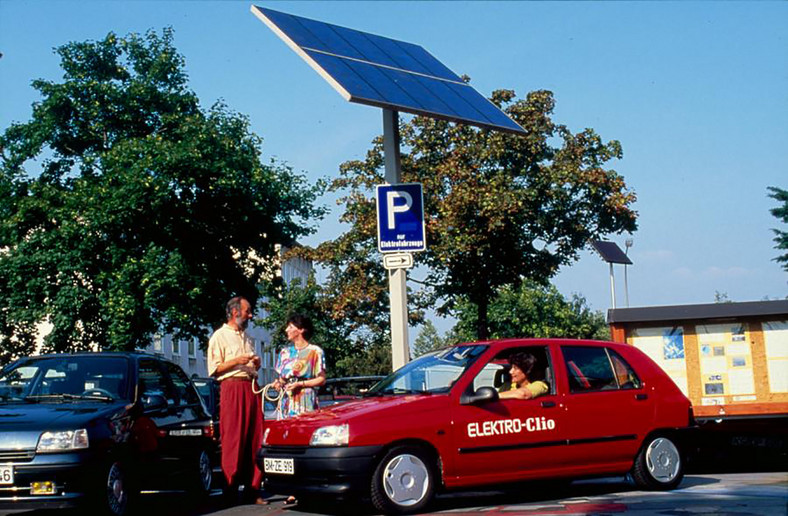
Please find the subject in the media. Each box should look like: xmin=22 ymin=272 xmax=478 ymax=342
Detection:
xmin=635 ymin=393 xmax=648 ymax=401
xmin=541 ymin=400 xmax=556 ymax=408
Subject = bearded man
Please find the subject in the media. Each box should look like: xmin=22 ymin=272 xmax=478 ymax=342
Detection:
xmin=207 ymin=296 xmax=267 ymax=505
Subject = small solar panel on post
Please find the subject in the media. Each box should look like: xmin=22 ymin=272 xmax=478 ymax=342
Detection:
xmin=252 ymin=5 xmax=525 ymax=370
xmin=591 ymin=240 xmax=633 ymax=310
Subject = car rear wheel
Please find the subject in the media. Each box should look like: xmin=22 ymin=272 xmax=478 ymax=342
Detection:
xmin=371 ymin=445 xmax=435 ymax=515
xmin=631 ymin=435 xmax=684 ymax=490
xmin=188 ymin=449 xmax=213 ymax=495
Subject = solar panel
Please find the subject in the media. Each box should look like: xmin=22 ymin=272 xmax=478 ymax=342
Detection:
xmin=591 ymin=241 xmax=633 ymax=265
xmin=251 ymin=5 xmax=526 ymax=135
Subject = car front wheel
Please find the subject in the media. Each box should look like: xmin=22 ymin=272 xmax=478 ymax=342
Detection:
xmin=371 ymin=445 xmax=435 ymax=515
xmin=631 ymin=435 xmax=684 ymax=490
xmin=96 ymin=460 xmax=135 ymax=516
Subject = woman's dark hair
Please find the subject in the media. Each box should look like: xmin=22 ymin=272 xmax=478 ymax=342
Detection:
xmin=287 ymin=314 xmax=314 ymax=341
xmin=508 ymin=352 xmax=544 ymax=382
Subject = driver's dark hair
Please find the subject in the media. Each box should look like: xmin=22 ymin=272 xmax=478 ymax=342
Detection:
xmin=225 ymin=296 xmax=248 ymax=321
xmin=286 ymin=313 xmax=314 ymax=341
xmin=508 ymin=352 xmax=544 ymax=382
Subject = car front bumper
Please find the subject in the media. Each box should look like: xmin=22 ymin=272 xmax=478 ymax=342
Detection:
xmin=0 ymin=449 xmax=103 ymax=510
xmin=257 ymin=444 xmax=384 ymax=498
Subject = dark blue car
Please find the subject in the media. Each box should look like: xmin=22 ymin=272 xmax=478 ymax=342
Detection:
xmin=0 ymin=352 xmax=217 ymax=515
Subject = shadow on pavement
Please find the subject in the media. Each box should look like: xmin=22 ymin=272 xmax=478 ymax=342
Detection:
xmin=4 ymin=419 xmax=784 ymax=516
xmin=686 ymin=417 xmax=788 ymax=474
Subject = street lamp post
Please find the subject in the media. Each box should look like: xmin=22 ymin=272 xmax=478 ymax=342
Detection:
xmin=624 ymin=238 xmax=633 ymax=307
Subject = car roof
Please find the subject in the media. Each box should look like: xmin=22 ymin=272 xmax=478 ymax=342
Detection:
xmin=325 ymin=375 xmax=386 ymax=383
xmin=453 ymin=338 xmax=624 ymax=348
xmin=13 ymin=351 xmax=179 ymax=368
xmin=23 ymin=351 xmax=157 ymax=359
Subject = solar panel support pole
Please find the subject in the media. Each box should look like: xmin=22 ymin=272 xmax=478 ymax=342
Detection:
xmin=609 ymin=263 xmax=617 ymax=309
xmin=383 ymin=109 xmax=410 ymax=371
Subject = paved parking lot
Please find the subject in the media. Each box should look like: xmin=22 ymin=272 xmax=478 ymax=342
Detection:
xmin=135 ymin=470 xmax=788 ymax=516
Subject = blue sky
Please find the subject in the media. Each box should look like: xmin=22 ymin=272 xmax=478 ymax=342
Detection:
xmin=1 ymin=1 xmax=786 ymax=335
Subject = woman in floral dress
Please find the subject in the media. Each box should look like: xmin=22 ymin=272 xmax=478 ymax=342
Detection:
xmin=273 ymin=314 xmax=326 ymax=420
xmin=271 ymin=314 xmax=326 ymax=505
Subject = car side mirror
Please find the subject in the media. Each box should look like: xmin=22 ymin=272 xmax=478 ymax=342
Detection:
xmin=460 ymin=386 xmax=499 ymax=405
xmin=141 ymin=394 xmax=168 ymax=411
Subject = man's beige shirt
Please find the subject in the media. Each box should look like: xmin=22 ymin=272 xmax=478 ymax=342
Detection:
xmin=207 ymin=323 xmax=258 ymax=381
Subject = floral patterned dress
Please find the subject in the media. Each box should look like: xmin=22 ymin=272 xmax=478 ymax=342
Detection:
xmin=274 ymin=343 xmax=325 ymax=420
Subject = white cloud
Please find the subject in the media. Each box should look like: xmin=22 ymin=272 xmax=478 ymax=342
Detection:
xmin=670 ymin=266 xmax=755 ymax=280
xmin=636 ymin=249 xmax=675 ymax=263
xmin=701 ymin=266 xmax=753 ymax=279
xmin=672 ymin=267 xmax=694 ymax=279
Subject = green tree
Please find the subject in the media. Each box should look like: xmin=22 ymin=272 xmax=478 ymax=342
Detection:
xmin=768 ymin=186 xmax=788 ymax=271
xmin=336 ymin=340 xmax=392 ymax=377
xmin=260 ymin=274 xmax=392 ymax=377
xmin=301 ymin=88 xmax=636 ymax=340
xmin=412 ymin=319 xmax=446 ymax=358
xmin=260 ymin=275 xmax=354 ymax=377
xmin=451 ymin=279 xmax=610 ymax=342
xmin=0 ymin=29 xmax=323 ymax=363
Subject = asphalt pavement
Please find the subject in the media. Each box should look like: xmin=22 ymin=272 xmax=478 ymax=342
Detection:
xmin=153 ymin=470 xmax=788 ymax=516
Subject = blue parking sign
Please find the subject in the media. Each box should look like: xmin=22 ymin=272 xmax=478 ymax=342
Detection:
xmin=376 ymin=183 xmax=426 ymax=253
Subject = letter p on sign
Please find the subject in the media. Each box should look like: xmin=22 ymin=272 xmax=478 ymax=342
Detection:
xmin=386 ymin=190 xmax=413 ymax=229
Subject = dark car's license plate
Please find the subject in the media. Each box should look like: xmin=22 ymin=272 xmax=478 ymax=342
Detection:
xmin=0 ymin=465 xmax=13 ymax=484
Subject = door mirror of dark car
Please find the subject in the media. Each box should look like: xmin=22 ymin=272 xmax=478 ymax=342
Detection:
xmin=141 ymin=394 xmax=168 ymax=411
xmin=460 ymin=386 xmax=499 ymax=405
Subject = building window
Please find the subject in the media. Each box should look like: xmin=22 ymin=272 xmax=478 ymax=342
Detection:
xmin=172 ymin=339 xmax=180 ymax=356
xmin=152 ymin=334 xmax=163 ymax=354
xmin=188 ymin=338 xmax=197 ymax=359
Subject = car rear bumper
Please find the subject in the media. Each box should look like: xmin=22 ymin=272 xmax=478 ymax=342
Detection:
xmin=257 ymin=445 xmax=383 ymax=498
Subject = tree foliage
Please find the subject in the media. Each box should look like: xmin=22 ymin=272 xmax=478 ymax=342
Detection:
xmin=261 ymin=275 xmax=350 ymax=377
xmin=0 ymin=29 xmax=323 ymax=363
xmin=260 ymin=274 xmax=392 ymax=377
xmin=412 ymin=319 xmax=447 ymax=358
xmin=300 ymin=87 xmax=636 ymax=340
xmin=450 ymin=279 xmax=610 ymax=343
xmin=768 ymin=186 xmax=788 ymax=271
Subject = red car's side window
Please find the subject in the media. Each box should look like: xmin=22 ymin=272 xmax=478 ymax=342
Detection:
xmin=567 ymin=360 xmax=591 ymax=390
xmin=562 ymin=346 xmax=644 ymax=393
xmin=609 ymin=350 xmax=642 ymax=389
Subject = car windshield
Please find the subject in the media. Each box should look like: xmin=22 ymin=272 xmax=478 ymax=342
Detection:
xmin=0 ymin=356 xmax=130 ymax=403
xmin=367 ymin=345 xmax=487 ymax=395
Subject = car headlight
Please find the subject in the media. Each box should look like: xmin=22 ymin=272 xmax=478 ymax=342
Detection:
xmin=310 ymin=424 xmax=349 ymax=446
xmin=37 ymin=429 xmax=89 ymax=452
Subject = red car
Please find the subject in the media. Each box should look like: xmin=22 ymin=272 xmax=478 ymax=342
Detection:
xmin=257 ymin=339 xmax=694 ymax=514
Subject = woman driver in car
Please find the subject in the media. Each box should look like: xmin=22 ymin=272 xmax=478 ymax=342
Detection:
xmin=498 ymin=352 xmax=549 ymax=400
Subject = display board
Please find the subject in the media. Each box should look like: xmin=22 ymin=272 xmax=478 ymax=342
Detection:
xmin=763 ymin=320 xmax=788 ymax=393
xmin=629 ymin=326 xmax=689 ymax=396
xmin=696 ymin=323 xmax=756 ymax=405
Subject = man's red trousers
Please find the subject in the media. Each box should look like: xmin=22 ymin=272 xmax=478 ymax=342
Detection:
xmin=219 ymin=380 xmax=264 ymax=490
